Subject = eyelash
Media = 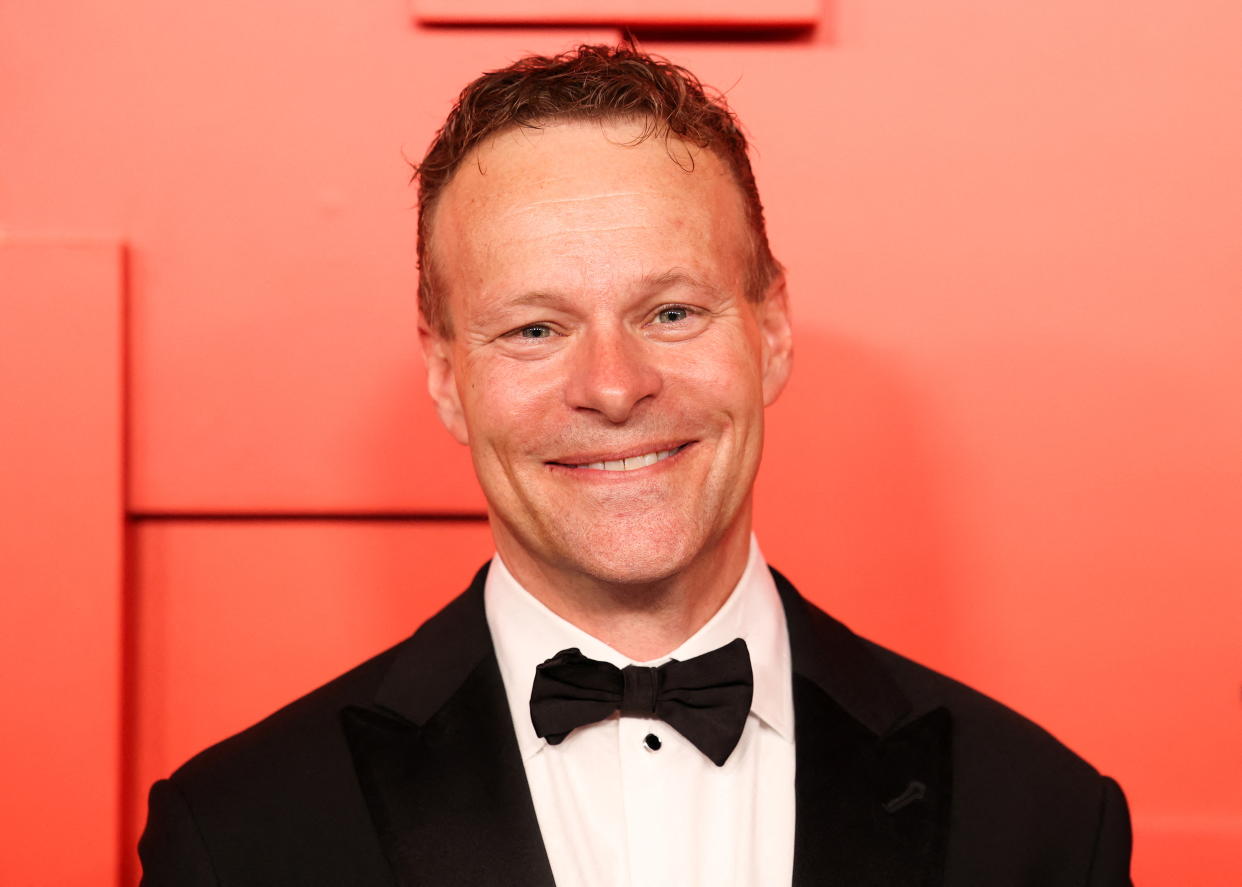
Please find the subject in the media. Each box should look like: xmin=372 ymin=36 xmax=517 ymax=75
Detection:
xmin=502 ymin=304 xmax=699 ymax=341
xmin=510 ymin=324 xmax=556 ymax=340
xmin=653 ymin=303 xmax=696 ymax=324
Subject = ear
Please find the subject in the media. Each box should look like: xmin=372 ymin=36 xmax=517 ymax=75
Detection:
xmin=418 ymin=319 xmax=470 ymax=445
xmin=756 ymin=274 xmax=793 ymax=406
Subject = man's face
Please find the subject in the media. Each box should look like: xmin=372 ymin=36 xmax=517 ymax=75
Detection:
xmin=422 ymin=120 xmax=791 ymax=587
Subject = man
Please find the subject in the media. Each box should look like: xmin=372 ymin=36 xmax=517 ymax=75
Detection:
xmin=139 ymin=44 xmax=1133 ymax=886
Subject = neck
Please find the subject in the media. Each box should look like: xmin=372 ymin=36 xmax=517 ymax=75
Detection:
xmin=493 ymin=512 xmax=754 ymax=662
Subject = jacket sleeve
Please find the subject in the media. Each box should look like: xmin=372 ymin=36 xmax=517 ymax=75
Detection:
xmin=1087 ymin=776 xmax=1134 ymax=887
xmin=138 ymin=778 xmax=219 ymax=887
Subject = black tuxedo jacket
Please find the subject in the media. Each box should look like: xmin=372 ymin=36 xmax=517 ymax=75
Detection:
xmin=139 ymin=566 xmax=1132 ymax=886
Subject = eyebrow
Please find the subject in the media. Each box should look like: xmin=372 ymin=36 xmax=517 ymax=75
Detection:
xmin=469 ymin=290 xmax=573 ymax=334
xmin=510 ymin=269 xmax=716 ymax=303
xmin=639 ymin=268 xmax=722 ymax=298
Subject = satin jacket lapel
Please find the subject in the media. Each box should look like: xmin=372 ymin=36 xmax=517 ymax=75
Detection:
xmin=774 ymin=569 xmax=953 ymax=887
xmin=340 ymin=565 xmax=556 ymax=887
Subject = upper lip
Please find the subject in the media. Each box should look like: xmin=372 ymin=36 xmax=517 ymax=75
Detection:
xmin=547 ymin=440 xmax=693 ymax=466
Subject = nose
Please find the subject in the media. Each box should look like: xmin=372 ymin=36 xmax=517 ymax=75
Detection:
xmin=565 ymin=325 xmax=663 ymax=423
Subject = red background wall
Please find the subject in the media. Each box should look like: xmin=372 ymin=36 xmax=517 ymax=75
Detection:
xmin=3 ymin=2 xmax=1240 ymax=884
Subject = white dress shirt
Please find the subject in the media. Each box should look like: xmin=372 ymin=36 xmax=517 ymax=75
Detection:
xmin=484 ymin=536 xmax=796 ymax=887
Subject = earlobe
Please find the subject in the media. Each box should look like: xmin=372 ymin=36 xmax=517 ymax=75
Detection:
xmin=758 ymin=276 xmax=794 ymax=406
xmin=418 ymin=321 xmax=470 ymax=445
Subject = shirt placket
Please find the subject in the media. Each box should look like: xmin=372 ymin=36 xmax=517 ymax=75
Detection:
xmin=617 ymin=713 xmax=693 ymax=887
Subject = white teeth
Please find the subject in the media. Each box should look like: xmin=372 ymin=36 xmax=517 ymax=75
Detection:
xmin=577 ymin=446 xmax=681 ymax=471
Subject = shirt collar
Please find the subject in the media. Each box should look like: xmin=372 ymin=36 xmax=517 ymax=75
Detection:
xmin=484 ymin=536 xmax=794 ymax=762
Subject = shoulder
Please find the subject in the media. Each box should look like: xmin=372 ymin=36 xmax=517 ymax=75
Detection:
xmin=777 ymin=569 xmax=1106 ymax=793
xmin=863 ymin=636 xmax=1100 ymax=781
xmin=140 ymin=571 xmax=495 ymax=882
xmin=170 ymin=640 xmax=402 ymax=796
xmin=168 ymin=568 xmax=492 ymax=799
xmin=140 ymin=641 xmax=410 ymax=884
xmin=776 ymin=568 xmax=1130 ymax=882
xmin=860 ymin=636 xmax=1130 ymax=883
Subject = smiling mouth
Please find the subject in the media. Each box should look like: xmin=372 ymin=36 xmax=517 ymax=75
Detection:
xmin=551 ymin=442 xmax=692 ymax=472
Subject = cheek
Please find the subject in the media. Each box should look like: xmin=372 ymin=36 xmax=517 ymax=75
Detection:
xmin=672 ymin=337 xmax=765 ymax=415
xmin=461 ymin=360 xmax=562 ymax=449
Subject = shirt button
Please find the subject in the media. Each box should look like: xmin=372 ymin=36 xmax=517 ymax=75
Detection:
xmin=643 ymin=733 xmax=662 ymax=751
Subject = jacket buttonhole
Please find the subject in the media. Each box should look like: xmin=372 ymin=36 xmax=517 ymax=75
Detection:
xmin=882 ymin=779 xmax=927 ymax=814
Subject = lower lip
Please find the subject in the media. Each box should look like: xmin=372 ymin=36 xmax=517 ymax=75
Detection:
xmin=546 ymin=442 xmax=695 ymax=479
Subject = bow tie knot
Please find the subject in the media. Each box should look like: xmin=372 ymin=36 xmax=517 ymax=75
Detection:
xmin=620 ymin=665 xmax=661 ymax=716
xmin=529 ymin=638 xmax=754 ymax=767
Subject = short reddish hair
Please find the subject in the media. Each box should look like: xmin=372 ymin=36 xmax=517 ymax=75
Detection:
xmin=414 ymin=43 xmax=782 ymax=337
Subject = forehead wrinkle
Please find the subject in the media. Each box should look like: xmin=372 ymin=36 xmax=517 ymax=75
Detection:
xmin=497 ymin=224 xmax=650 ymax=242
xmin=516 ymin=190 xmax=654 ymax=209
xmin=498 ymin=190 xmax=682 ymax=224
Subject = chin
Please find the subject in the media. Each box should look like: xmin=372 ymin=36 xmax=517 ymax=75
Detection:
xmin=552 ymin=512 xmax=710 ymax=586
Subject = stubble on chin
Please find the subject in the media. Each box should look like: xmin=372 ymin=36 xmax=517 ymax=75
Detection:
xmin=534 ymin=492 xmax=711 ymax=589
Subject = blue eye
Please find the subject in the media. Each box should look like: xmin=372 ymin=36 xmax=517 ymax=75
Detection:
xmin=656 ymin=306 xmax=690 ymax=323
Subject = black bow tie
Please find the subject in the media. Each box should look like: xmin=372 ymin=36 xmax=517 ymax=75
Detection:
xmin=528 ymin=638 xmax=753 ymax=767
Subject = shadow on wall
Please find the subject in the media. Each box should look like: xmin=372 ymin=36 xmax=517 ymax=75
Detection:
xmin=756 ymin=327 xmax=963 ymax=673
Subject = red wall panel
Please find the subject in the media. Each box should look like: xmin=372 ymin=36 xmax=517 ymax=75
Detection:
xmin=0 ymin=240 xmax=124 ymax=886
xmin=126 ymin=519 xmax=494 ymax=884
xmin=412 ymin=0 xmax=820 ymax=28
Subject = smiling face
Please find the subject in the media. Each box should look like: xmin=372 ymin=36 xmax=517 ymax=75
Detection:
xmin=421 ymin=119 xmax=791 ymax=594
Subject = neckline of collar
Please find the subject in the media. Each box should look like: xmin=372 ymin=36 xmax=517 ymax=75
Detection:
xmin=485 ymin=541 xmax=795 ymax=758
xmin=373 ymin=562 xmax=912 ymax=743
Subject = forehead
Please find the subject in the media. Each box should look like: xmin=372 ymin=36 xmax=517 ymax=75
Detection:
xmin=428 ymin=120 xmax=751 ymax=295
xmin=442 ymin=118 xmax=737 ymax=214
